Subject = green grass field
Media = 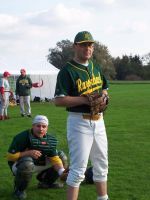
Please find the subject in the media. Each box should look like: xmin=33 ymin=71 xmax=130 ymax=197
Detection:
xmin=0 ymin=83 xmax=150 ymax=200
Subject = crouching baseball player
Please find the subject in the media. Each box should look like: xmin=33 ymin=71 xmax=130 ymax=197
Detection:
xmin=7 ymin=115 xmax=68 ymax=199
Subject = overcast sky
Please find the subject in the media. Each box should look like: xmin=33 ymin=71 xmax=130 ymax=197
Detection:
xmin=0 ymin=0 xmax=150 ymax=70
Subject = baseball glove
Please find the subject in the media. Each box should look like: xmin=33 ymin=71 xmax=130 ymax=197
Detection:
xmin=36 ymin=167 xmax=59 ymax=185
xmin=87 ymin=92 xmax=109 ymax=115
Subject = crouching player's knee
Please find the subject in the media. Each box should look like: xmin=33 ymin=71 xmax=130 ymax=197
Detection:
xmin=16 ymin=156 xmax=35 ymax=176
xmin=14 ymin=157 xmax=35 ymax=191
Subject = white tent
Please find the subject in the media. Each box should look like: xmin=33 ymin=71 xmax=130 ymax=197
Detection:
xmin=30 ymin=72 xmax=58 ymax=100
xmin=0 ymin=61 xmax=59 ymax=100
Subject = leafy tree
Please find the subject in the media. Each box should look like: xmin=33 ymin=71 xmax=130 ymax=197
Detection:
xmin=92 ymin=41 xmax=116 ymax=80
xmin=141 ymin=53 xmax=150 ymax=65
xmin=113 ymin=55 xmax=143 ymax=80
xmin=47 ymin=39 xmax=116 ymax=79
xmin=113 ymin=55 xmax=130 ymax=80
xmin=142 ymin=65 xmax=150 ymax=80
xmin=47 ymin=40 xmax=74 ymax=69
xmin=141 ymin=53 xmax=150 ymax=79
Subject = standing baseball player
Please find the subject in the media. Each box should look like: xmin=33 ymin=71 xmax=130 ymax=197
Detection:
xmin=54 ymin=31 xmax=109 ymax=200
xmin=0 ymin=71 xmax=11 ymax=120
xmin=16 ymin=69 xmax=32 ymax=117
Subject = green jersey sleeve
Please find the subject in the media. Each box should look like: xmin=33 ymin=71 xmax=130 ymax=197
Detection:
xmin=55 ymin=67 xmax=73 ymax=97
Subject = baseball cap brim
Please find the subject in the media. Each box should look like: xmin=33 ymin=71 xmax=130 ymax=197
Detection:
xmin=75 ymin=40 xmax=95 ymax=44
xmin=74 ymin=31 xmax=95 ymax=44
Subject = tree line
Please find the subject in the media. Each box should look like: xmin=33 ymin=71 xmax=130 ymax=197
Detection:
xmin=47 ymin=40 xmax=150 ymax=80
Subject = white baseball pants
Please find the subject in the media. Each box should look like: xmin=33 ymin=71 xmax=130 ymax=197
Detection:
xmin=66 ymin=112 xmax=108 ymax=187
xmin=0 ymin=92 xmax=10 ymax=116
xmin=19 ymin=96 xmax=31 ymax=115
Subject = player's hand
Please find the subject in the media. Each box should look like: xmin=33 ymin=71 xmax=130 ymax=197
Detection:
xmin=28 ymin=150 xmax=42 ymax=159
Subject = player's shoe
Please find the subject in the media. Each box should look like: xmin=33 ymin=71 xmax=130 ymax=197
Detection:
xmin=13 ymin=189 xmax=27 ymax=199
xmin=4 ymin=116 xmax=10 ymax=119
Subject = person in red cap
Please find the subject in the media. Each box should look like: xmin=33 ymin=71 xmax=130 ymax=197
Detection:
xmin=16 ymin=69 xmax=32 ymax=117
xmin=0 ymin=71 xmax=11 ymax=120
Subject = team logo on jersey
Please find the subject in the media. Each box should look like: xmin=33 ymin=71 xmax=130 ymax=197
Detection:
xmin=76 ymin=74 xmax=102 ymax=94
xmin=19 ymin=79 xmax=29 ymax=85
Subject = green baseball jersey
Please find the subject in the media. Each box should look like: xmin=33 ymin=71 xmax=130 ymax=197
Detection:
xmin=8 ymin=129 xmax=58 ymax=168
xmin=55 ymin=60 xmax=109 ymax=113
xmin=16 ymin=75 xmax=32 ymax=96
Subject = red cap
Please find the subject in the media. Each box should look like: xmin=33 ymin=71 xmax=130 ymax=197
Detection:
xmin=20 ymin=68 xmax=26 ymax=73
xmin=3 ymin=71 xmax=11 ymax=77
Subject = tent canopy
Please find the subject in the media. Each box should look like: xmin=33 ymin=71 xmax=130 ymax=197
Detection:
xmin=0 ymin=61 xmax=59 ymax=100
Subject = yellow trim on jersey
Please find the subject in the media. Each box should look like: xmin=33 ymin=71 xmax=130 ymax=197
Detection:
xmin=49 ymin=156 xmax=63 ymax=166
xmin=68 ymin=62 xmax=91 ymax=79
xmin=7 ymin=152 xmax=21 ymax=161
xmin=91 ymin=61 xmax=94 ymax=77
xmin=68 ymin=61 xmax=103 ymax=94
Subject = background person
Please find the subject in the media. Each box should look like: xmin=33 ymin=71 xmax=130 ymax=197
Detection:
xmin=54 ymin=31 xmax=109 ymax=200
xmin=0 ymin=71 xmax=11 ymax=120
xmin=7 ymin=115 xmax=67 ymax=199
xmin=16 ymin=68 xmax=32 ymax=117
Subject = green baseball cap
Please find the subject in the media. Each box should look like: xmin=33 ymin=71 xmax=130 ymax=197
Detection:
xmin=74 ymin=31 xmax=94 ymax=44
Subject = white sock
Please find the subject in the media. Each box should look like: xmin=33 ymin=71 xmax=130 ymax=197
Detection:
xmin=97 ymin=194 xmax=108 ymax=200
